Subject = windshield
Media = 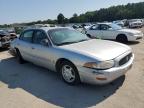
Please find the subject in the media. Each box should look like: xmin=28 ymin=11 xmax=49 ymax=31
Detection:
xmin=48 ymin=28 xmax=90 ymax=46
xmin=110 ymin=23 xmax=122 ymax=30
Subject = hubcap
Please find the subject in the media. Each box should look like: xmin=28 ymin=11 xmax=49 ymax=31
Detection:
xmin=62 ymin=65 xmax=75 ymax=83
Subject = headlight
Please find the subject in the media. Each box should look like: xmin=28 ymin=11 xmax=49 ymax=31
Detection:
xmin=83 ymin=60 xmax=114 ymax=70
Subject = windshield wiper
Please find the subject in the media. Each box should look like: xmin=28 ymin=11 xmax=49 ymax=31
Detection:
xmin=57 ymin=39 xmax=89 ymax=46
xmin=57 ymin=41 xmax=77 ymax=46
xmin=77 ymin=39 xmax=89 ymax=42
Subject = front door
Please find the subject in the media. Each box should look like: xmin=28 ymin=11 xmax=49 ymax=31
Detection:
xmin=31 ymin=30 xmax=55 ymax=70
xmin=99 ymin=24 xmax=114 ymax=40
xmin=88 ymin=25 xmax=103 ymax=39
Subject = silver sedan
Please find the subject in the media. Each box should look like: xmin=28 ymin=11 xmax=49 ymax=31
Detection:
xmin=10 ymin=27 xmax=134 ymax=85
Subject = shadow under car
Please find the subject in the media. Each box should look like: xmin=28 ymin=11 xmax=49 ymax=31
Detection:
xmin=0 ymin=57 xmax=125 ymax=108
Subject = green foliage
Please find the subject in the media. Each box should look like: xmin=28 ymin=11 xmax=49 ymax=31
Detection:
xmin=14 ymin=27 xmax=24 ymax=34
xmin=68 ymin=2 xmax=144 ymax=23
xmin=57 ymin=13 xmax=65 ymax=24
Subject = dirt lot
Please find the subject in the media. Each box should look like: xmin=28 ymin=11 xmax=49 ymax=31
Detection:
xmin=0 ymin=28 xmax=144 ymax=108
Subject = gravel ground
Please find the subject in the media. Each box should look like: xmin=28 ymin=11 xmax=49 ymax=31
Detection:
xmin=0 ymin=28 xmax=144 ymax=108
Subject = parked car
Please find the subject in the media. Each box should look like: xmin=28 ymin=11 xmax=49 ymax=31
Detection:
xmin=142 ymin=19 xmax=144 ymax=26
xmin=81 ymin=23 xmax=92 ymax=29
xmin=7 ymin=29 xmax=17 ymax=39
xmin=86 ymin=23 xmax=143 ymax=42
xmin=72 ymin=24 xmax=82 ymax=29
xmin=129 ymin=19 xmax=143 ymax=28
xmin=71 ymin=24 xmax=84 ymax=33
xmin=10 ymin=27 xmax=134 ymax=85
xmin=81 ymin=23 xmax=92 ymax=34
xmin=0 ymin=30 xmax=11 ymax=48
xmin=113 ymin=20 xmax=124 ymax=27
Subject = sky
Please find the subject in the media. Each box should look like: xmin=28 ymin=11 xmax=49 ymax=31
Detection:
xmin=0 ymin=0 xmax=143 ymax=24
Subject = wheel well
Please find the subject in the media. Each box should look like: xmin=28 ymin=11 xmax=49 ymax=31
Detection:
xmin=116 ymin=34 xmax=127 ymax=39
xmin=14 ymin=47 xmax=19 ymax=53
xmin=86 ymin=34 xmax=90 ymax=36
xmin=116 ymin=34 xmax=128 ymax=42
xmin=55 ymin=58 xmax=75 ymax=72
xmin=87 ymin=34 xmax=94 ymax=38
xmin=15 ymin=47 xmax=18 ymax=51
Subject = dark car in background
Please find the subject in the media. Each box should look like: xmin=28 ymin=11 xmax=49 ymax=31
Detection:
xmin=0 ymin=30 xmax=17 ymax=48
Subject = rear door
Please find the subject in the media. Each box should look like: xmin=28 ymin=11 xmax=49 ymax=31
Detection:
xmin=18 ymin=30 xmax=35 ymax=62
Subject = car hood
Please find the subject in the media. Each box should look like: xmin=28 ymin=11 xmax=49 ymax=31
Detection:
xmin=118 ymin=29 xmax=141 ymax=34
xmin=59 ymin=39 xmax=131 ymax=61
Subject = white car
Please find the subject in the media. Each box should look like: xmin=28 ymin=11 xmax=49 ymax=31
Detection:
xmin=129 ymin=19 xmax=143 ymax=28
xmin=113 ymin=21 xmax=124 ymax=27
xmin=86 ymin=23 xmax=143 ymax=42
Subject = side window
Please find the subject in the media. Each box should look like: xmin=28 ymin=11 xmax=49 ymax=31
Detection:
xmin=20 ymin=30 xmax=33 ymax=43
xmin=90 ymin=25 xmax=99 ymax=30
xmin=100 ymin=24 xmax=111 ymax=30
xmin=33 ymin=30 xmax=48 ymax=45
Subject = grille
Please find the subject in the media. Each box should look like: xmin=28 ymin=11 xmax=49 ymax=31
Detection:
xmin=119 ymin=53 xmax=132 ymax=66
xmin=134 ymin=23 xmax=141 ymax=26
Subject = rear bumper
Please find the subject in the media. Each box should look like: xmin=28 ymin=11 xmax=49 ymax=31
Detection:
xmin=78 ymin=54 xmax=134 ymax=85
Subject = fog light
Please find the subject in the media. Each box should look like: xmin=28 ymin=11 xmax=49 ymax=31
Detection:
xmin=96 ymin=75 xmax=107 ymax=80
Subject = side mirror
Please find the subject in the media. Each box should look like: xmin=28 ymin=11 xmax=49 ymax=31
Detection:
xmin=40 ymin=39 xmax=49 ymax=46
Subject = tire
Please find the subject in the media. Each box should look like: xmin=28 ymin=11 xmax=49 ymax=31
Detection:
xmin=116 ymin=35 xmax=128 ymax=43
xmin=59 ymin=61 xmax=80 ymax=85
xmin=16 ymin=49 xmax=25 ymax=64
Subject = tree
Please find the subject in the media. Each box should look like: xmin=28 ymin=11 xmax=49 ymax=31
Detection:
xmin=69 ymin=13 xmax=79 ymax=23
xmin=73 ymin=13 xmax=78 ymax=18
xmin=57 ymin=13 xmax=65 ymax=24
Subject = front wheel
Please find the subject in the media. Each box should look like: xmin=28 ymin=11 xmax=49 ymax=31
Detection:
xmin=60 ymin=61 xmax=80 ymax=85
xmin=116 ymin=35 xmax=128 ymax=43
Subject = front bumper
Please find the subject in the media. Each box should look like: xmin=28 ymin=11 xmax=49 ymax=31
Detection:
xmin=78 ymin=54 xmax=134 ymax=85
xmin=128 ymin=34 xmax=143 ymax=41
xmin=130 ymin=24 xmax=142 ymax=28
